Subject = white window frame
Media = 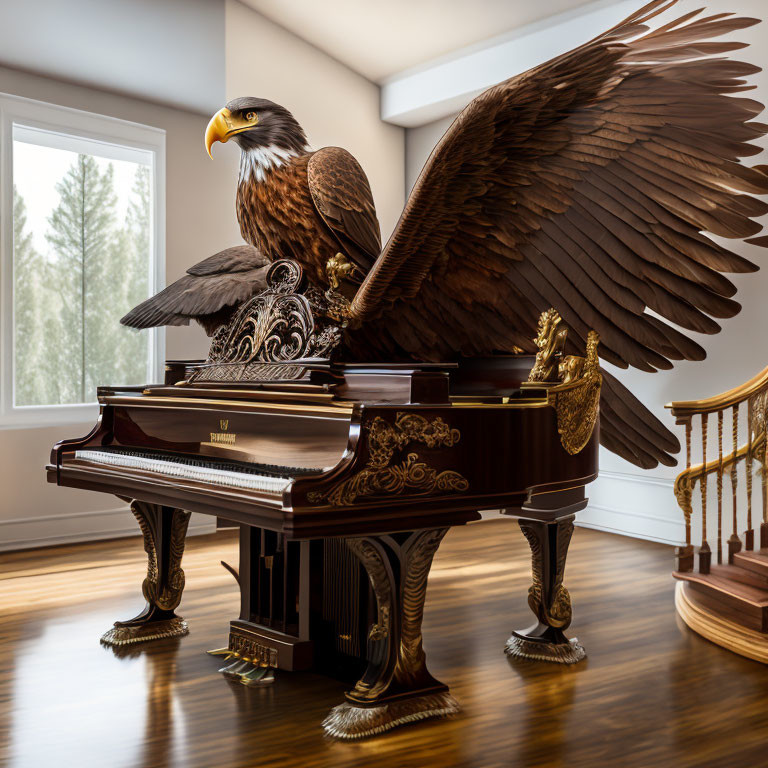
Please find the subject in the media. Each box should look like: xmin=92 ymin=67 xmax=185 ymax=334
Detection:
xmin=0 ymin=93 xmax=166 ymax=428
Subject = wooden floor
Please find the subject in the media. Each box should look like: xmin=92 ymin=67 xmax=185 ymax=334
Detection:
xmin=2 ymin=521 xmax=768 ymax=768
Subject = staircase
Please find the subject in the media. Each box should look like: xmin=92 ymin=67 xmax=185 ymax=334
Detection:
xmin=668 ymin=367 xmax=768 ymax=662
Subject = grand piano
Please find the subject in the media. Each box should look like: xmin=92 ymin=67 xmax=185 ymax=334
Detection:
xmin=48 ymin=263 xmax=600 ymax=739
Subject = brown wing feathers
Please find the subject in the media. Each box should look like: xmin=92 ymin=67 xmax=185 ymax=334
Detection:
xmin=120 ymin=245 xmax=269 ymax=335
xmin=307 ymin=147 xmax=382 ymax=276
xmin=347 ymin=0 xmax=768 ymax=468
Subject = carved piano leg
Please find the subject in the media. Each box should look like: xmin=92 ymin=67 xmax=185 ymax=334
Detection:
xmin=101 ymin=501 xmax=191 ymax=646
xmin=505 ymin=515 xmax=586 ymax=664
xmin=322 ymin=528 xmax=459 ymax=740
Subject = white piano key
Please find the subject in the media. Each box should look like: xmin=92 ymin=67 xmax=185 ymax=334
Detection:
xmin=74 ymin=449 xmax=293 ymax=494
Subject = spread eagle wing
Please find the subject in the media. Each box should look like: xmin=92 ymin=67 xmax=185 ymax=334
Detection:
xmin=120 ymin=245 xmax=270 ymax=336
xmin=345 ymin=0 xmax=768 ymax=469
xmin=308 ymin=147 xmax=382 ymax=278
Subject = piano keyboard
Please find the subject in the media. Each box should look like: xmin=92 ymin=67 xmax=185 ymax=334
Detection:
xmin=74 ymin=448 xmax=321 ymax=494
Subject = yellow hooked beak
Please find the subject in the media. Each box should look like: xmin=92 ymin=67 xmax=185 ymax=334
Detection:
xmin=204 ymin=107 xmax=259 ymax=158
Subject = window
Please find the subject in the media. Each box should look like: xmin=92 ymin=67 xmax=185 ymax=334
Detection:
xmin=0 ymin=94 xmax=165 ymax=426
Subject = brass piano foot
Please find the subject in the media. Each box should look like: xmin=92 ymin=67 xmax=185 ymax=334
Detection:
xmin=505 ymin=629 xmax=585 ymax=665
xmin=322 ymin=691 xmax=460 ymax=740
xmin=101 ymin=614 xmax=188 ymax=647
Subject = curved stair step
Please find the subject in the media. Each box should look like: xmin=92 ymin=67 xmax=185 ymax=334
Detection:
xmin=733 ymin=548 xmax=768 ymax=581
xmin=674 ymin=564 xmax=768 ymax=632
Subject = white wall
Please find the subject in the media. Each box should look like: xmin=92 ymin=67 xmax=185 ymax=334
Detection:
xmin=0 ymin=0 xmax=226 ymax=115
xmin=225 ymin=0 xmax=405 ymax=240
xmin=0 ymin=66 xmax=241 ymax=550
xmin=400 ymin=0 xmax=768 ymax=544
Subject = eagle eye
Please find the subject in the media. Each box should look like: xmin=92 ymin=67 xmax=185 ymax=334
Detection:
xmin=245 ymin=111 xmax=258 ymax=124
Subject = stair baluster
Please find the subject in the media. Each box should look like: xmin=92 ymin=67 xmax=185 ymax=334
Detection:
xmin=747 ymin=395 xmax=755 ymax=551
xmin=700 ymin=413 xmax=711 ymax=575
xmin=675 ymin=420 xmax=694 ymax=573
xmin=763 ymin=401 xmax=768 ymax=549
xmin=717 ymin=410 xmax=723 ymax=565
xmin=728 ymin=405 xmax=741 ymax=564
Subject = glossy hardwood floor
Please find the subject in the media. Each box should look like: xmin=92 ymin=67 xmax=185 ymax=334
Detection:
xmin=2 ymin=520 xmax=768 ymax=768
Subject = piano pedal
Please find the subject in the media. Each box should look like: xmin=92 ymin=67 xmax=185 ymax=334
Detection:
xmin=207 ymin=647 xmax=237 ymax=658
xmin=219 ymin=657 xmax=252 ymax=678
xmin=239 ymin=665 xmax=275 ymax=687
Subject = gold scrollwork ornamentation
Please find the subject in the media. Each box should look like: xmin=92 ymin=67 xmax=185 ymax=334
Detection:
xmin=519 ymin=521 xmax=544 ymax=618
xmin=548 ymin=330 xmax=602 ymax=455
xmin=326 ymin=252 xmax=355 ymax=291
xmin=674 ymin=475 xmax=694 ymax=533
xmin=528 ymin=308 xmax=568 ymax=383
xmin=308 ymin=413 xmax=469 ymax=506
xmin=549 ymin=518 xmax=575 ymax=628
xmin=100 ymin=503 xmax=191 ymax=647
xmin=345 ymin=538 xmax=393 ymax=700
xmin=190 ymin=259 xmax=348 ymax=383
xmin=751 ymin=391 xmax=768 ymax=439
xmin=324 ymin=529 xmax=460 ymax=738
xmin=519 ymin=518 xmax=574 ymax=630
xmin=132 ymin=501 xmax=191 ymax=612
xmin=396 ymin=528 xmax=449 ymax=687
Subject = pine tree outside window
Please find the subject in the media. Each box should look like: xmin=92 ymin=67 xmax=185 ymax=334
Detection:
xmin=0 ymin=94 xmax=166 ymax=426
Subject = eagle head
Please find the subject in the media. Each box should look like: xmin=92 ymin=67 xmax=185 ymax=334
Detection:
xmin=205 ymin=97 xmax=308 ymax=159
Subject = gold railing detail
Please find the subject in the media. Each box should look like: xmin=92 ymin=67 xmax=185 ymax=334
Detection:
xmin=668 ymin=369 xmax=768 ymax=574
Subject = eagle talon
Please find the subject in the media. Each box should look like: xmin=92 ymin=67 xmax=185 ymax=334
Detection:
xmin=326 ymin=253 xmax=355 ymax=290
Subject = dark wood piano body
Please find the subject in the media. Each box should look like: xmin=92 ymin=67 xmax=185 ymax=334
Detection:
xmin=47 ymin=358 xmax=598 ymax=738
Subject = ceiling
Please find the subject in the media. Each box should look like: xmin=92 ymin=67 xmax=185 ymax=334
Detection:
xmin=239 ymin=0 xmax=598 ymax=82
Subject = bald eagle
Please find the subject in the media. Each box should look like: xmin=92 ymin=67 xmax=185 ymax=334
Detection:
xmin=121 ymin=0 xmax=768 ymax=470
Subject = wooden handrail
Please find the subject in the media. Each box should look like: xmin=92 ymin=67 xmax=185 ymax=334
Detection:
xmin=674 ymin=431 xmax=764 ymax=494
xmin=666 ymin=365 xmax=768 ymax=420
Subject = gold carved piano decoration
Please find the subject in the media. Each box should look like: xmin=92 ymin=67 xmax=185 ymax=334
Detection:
xmin=307 ymin=412 xmax=469 ymax=507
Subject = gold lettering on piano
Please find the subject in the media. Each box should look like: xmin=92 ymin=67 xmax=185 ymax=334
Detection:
xmin=210 ymin=432 xmax=237 ymax=445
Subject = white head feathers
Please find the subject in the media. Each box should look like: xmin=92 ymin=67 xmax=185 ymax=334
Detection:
xmin=238 ymin=144 xmax=308 ymax=183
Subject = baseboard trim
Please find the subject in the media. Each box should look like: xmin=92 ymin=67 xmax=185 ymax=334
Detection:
xmin=0 ymin=506 xmax=215 ymax=552
xmin=597 ymin=469 xmax=674 ymax=489
xmin=576 ymin=520 xmax=681 ymax=546
xmin=577 ymin=502 xmax=683 ymax=546
xmin=579 ymin=468 xmax=682 ymax=546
